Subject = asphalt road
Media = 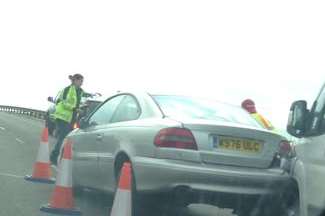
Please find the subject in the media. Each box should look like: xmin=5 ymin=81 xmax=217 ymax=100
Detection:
xmin=0 ymin=111 xmax=235 ymax=216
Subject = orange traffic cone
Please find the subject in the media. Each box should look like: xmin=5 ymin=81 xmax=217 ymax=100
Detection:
xmin=40 ymin=139 xmax=81 ymax=215
xmin=25 ymin=127 xmax=55 ymax=184
xmin=110 ymin=162 xmax=132 ymax=216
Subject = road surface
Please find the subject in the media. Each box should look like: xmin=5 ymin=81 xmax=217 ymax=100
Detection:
xmin=0 ymin=111 xmax=235 ymax=216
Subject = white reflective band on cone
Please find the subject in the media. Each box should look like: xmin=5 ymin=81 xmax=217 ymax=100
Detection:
xmin=110 ymin=189 xmax=132 ymax=216
xmin=36 ymin=142 xmax=50 ymax=163
xmin=56 ymin=159 xmax=72 ymax=187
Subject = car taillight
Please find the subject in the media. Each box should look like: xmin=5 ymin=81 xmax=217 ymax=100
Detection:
xmin=279 ymin=140 xmax=292 ymax=156
xmin=154 ymin=128 xmax=198 ymax=150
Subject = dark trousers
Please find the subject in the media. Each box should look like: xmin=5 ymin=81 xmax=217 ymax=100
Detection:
xmin=50 ymin=119 xmax=72 ymax=164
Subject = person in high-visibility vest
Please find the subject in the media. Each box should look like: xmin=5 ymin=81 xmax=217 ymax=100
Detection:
xmin=241 ymin=99 xmax=275 ymax=130
xmin=50 ymin=73 xmax=91 ymax=165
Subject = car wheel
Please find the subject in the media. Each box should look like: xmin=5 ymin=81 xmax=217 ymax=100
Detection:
xmin=45 ymin=115 xmax=55 ymax=136
xmin=234 ymin=196 xmax=256 ymax=216
xmin=48 ymin=122 xmax=54 ymax=136
xmin=285 ymin=196 xmax=300 ymax=216
xmin=248 ymin=195 xmax=288 ymax=216
xmin=236 ymin=205 xmax=254 ymax=216
xmin=160 ymin=188 xmax=195 ymax=215
xmin=72 ymin=185 xmax=84 ymax=198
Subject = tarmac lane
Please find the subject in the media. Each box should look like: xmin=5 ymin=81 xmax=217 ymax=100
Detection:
xmin=0 ymin=112 xmax=235 ymax=216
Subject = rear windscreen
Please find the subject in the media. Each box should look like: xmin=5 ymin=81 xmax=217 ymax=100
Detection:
xmin=153 ymin=95 xmax=262 ymax=128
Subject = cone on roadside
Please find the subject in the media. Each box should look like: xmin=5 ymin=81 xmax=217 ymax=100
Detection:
xmin=25 ymin=127 xmax=55 ymax=184
xmin=110 ymin=162 xmax=132 ymax=216
xmin=40 ymin=139 xmax=81 ymax=216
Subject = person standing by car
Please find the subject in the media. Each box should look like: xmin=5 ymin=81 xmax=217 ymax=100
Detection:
xmin=241 ymin=99 xmax=275 ymax=130
xmin=50 ymin=73 xmax=89 ymax=165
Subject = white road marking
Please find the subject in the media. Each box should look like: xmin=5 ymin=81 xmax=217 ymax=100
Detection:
xmin=15 ymin=138 xmax=25 ymax=144
xmin=0 ymin=172 xmax=24 ymax=179
xmin=0 ymin=126 xmax=5 ymax=130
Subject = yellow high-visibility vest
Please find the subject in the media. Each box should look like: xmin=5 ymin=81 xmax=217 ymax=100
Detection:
xmin=54 ymin=85 xmax=78 ymax=123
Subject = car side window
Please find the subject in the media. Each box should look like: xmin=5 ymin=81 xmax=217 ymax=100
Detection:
xmin=110 ymin=95 xmax=141 ymax=123
xmin=308 ymin=85 xmax=325 ymax=134
xmin=88 ymin=95 xmax=125 ymax=126
xmin=317 ymin=86 xmax=325 ymax=132
xmin=315 ymin=86 xmax=325 ymax=113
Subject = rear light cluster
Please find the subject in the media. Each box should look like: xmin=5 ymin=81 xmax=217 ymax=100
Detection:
xmin=154 ymin=128 xmax=198 ymax=150
xmin=271 ymin=140 xmax=295 ymax=168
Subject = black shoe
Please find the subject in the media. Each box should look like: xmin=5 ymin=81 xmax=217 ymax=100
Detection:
xmin=50 ymin=154 xmax=57 ymax=166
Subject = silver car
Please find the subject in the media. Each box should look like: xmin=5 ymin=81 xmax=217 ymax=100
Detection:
xmin=68 ymin=92 xmax=297 ymax=216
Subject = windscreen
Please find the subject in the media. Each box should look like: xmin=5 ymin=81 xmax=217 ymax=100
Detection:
xmin=153 ymin=95 xmax=262 ymax=128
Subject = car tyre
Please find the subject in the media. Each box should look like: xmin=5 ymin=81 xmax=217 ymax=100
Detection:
xmin=247 ymin=195 xmax=289 ymax=216
xmin=72 ymin=185 xmax=84 ymax=198
xmin=285 ymin=195 xmax=300 ymax=216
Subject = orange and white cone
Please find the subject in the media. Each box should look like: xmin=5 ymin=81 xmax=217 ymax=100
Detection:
xmin=25 ymin=127 xmax=55 ymax=184
xmin=40 ymin=139 xmax=81 ymax=215
xmin=110 ymin=162 xmax=132 ymax=216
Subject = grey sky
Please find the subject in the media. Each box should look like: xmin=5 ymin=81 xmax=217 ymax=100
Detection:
xmin=1 ymin=0 xmax=324 ymax=128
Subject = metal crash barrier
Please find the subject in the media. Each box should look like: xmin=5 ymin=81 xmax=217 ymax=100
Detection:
xmin=0 ymin=105 xmax=46 ymax=120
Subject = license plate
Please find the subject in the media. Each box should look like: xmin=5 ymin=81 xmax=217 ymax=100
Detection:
xmin=215 ymin=136 xmax=263 ymax=153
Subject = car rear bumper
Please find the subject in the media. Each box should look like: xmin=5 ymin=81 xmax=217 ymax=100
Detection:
xmin=133 ymin=157 xmax=292 ymax=196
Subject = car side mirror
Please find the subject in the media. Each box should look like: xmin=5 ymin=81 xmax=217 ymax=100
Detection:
xmin=79 ymin=117 xmax=89 ymax=129
xmin=287 ymin=100 xmax=308 ymax=138
xmin=47 ymin=96 xmax=54 ymax=103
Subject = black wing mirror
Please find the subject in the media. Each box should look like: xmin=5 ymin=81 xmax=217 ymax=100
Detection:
xmin=79 ymin=117 xmax=98 ymax=129
xmin=287 ymin=100 xmax=308 ymax=138
xmin=79 ymin=117 xmax=89 ymax=129
xmin=47 ymin=96 xmax=55 ymax=103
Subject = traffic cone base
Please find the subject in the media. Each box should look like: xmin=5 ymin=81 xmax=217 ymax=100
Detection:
xmin=24 ymin=175 xmax=55 ymax=184
xmin=50 ymin=186 xmax=73 ymax=209
xmin=110 ymin=189 xmax=132 ymax=216
xmin=40 ymin=204 xmax=81 ymax=216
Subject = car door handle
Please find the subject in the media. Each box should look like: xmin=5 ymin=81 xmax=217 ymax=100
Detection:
xmin=96 ymin=134 xmax=103 ymax=141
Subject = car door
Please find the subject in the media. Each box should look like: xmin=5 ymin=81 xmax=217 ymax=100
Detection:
xmin=73 ymin=95 xmax=125 ymax=188
xmin=96 ymin=95 xmax=141 ymax=192
xmin=298 ymin=84 xmax=325 ymax=212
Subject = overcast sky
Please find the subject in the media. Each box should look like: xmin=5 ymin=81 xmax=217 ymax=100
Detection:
xmin=0 ymin=0 xmax=324 ymax=128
